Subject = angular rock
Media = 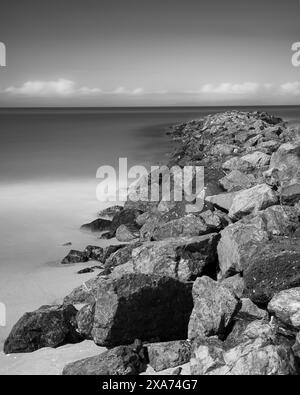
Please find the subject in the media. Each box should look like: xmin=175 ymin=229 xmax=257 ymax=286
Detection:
xmin=104 ymin=242 xmax=141 ymax=269
xmin=62 ymin=344 xmax=147 ymax=375
xmin=150 ymin=215 xmax=210 ymax=241
xmin=244 ymin=237 xmax=300 ymax=305
xmin=4 ymin=305 xmax=80 ymax=354
xmin=268 ymin=288 xmax=300 ymax=331
xmin=240 ymin=151 xmax=271 ymax=168
xmin=220 ymin=274 xmax=245 ymax=299
xmin=237 ymin=298 xmax=268 ymax=321
xmin=219 ymin=170 xmax=254 ymax=192
xmin=64 ymin=277 xmax=103 ymax=305
xmin=115 ymin=224 xmax=139 ymax=242
xmin=217 ymin=215 xmax=269 ymax=277
xmin=190 ymin=322 xmax=297 ymax=375
xmin=210 ymin=144 xmax=238 ymax=156
xmin=92 ymin=274 xmax=193 ymax=347
xmin=80 ymin=218 xmax=111 ymax=233
xmin=147 ymin=340 xmax=191 ymax=372
xmin=98 ymin=205 xmax=123 ymax=218
xmin=292 ymin=332 xmax=300 ymax=358
xmin=84 ymin=245 xmax=104 ymax=262
xmin=222 ymin=157 xmax=254 ymax=172
xmin=205 ymin=191 xmax=238 ymax=212
xmin=188 ymin=276 xmax=238 ymax=341
xmin=228 ymin=184 xmax=278 ymax=220
xmin=61 ymin=249 xmax=89 ymax=265
xmin=109 ymin=208 xmax=142 ymax=236
xmin=76 ymin=303 xmax=95 ymax=339
xmin=131 ymin=234 xmax=219 ymax=281
xmin=102 ymin=244 xmax=127 ymax=262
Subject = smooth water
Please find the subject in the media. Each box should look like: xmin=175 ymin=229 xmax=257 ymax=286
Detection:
xmin=0 ymin=106 xmax=299 ymax=345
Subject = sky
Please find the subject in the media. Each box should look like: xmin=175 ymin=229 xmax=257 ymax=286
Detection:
xmin=0 ymin=0 xmax=299 ymax=106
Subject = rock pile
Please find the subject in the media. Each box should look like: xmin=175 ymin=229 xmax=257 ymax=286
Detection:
xmin=5 ymin=111 xmax=300 ymax=375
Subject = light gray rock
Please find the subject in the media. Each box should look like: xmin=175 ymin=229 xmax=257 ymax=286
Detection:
xmin=147 ymin=340 xmax=191 ymax=372
xmin=228 ymin=184 xmax=278 ymax=220
xmin=268 ymin=288 xmax=300 ymax=330
xmin=219 ymin=170 xmax=254 ymax=192
xmin=188 ymin=276 xmax=238 ymax=341
xmin=222 ymin=157 xmax=254 ymax=172
xmin=240 ymin=151 xmax=271 ymax=168
xmin=190 ymin=321 xmax=298 ymax=375
xmin=130 ymin=234 xmax=219 ymax=281
xmin=237 ymin=298 xmax=268 ymax=321
xmin=205 ymin=191 xmax=238 ymax=212
xmin=220 ymin=274 xmax=245 ymax=299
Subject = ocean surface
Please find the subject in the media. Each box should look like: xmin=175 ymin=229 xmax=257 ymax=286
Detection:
xmin=0 ymin=106 xmax=300 ymax=346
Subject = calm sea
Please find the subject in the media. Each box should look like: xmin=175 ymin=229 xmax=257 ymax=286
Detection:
xmin=0 ymin=106 xmax=299 ymax=345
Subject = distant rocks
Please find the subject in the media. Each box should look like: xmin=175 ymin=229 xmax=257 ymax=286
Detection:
xmin=98 ymin=205 xmax=124 ymax=218
xmin=61 ymin=250 xmax=89 ymax=264
xmin=4 ymin=305 xmax=80 ymax=354
xmin=80 ymin=218 xmax=111 ymax=233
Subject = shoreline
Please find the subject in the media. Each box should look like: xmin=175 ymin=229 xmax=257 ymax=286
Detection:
xmin=1 ymin=108 xmax=300 ymax=375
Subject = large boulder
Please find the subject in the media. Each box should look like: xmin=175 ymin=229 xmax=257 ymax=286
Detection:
xmin=4 ymin=305 xmax=80 ymax=354
xmin=130 ymin=234 xmax=219 ymax=281
xmin=76 ymin=304 xmax=95 ymax=340
xmin=190 ymin=321 xmax=298 ymax=375
xmin=228 ymin=184 xmax=278 ymax=220
xmin=244 ymin=237 xmax=300 ymax=305
xmin=188 ymin=276 xmax=238 ymax=341
xmin=268 ymin=288 xmax=300 ymax=331
xmin=205 ymin=191 xmax=238 ymax=212
xmin=64 ymin=277 xmax=102 ymax=305
xmin=147 ymin=340 xmax=191 ymax=372
xmin=149 ymin=215 xmax=212 ymax=241
xmin=62 ymin=344 xmax=147 ymax=375
xmin=92 ymin=274 xmax=193 ymax=347
xmin=217 ymin=215 xmax=269 ymax=277
xmin=217 ymin=205 xmax=300 ymax=278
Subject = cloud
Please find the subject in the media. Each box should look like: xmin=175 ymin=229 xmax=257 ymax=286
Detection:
xmin=200 ymin=82 xmax=259 ymax=95
xmin=279 ymin=82 xmax=300 ymax=95
xmin=4 ymin=80 xmax=161 ymax=97
xmin=6 ymin=79 xmax=77 ymax=96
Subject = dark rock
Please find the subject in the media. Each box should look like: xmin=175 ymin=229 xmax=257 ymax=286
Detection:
xmin=62 ymin=344 xmax=147 ymax=375
xmin=64 ymin=277 xmax=103 ymax=305
xmin=92 ymin=273 xmax=193 ymax=347
xmin=244 ymin=237 xmax=300 ymax=305
xmin=98 ymin=205 xmax=123 ymax=218
xmin=84 ymin=245 xmax=104 ymax=262
xmin=147 ymin=340 xmax=191 ymax=372
xmin=4 ymin=305 xmax=80 ymax=354
xmin=102 ymin=244 xmax=127 ymax=262
xmin=80 ymin=218 xmax=111 ymax=233
xmin=109 ymin=208 xmax=143 ymax=237
xmin=61 ymin=250 xmax=89 ymax=265
xmin=77 ymin=267 xmax=94 ymax=274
